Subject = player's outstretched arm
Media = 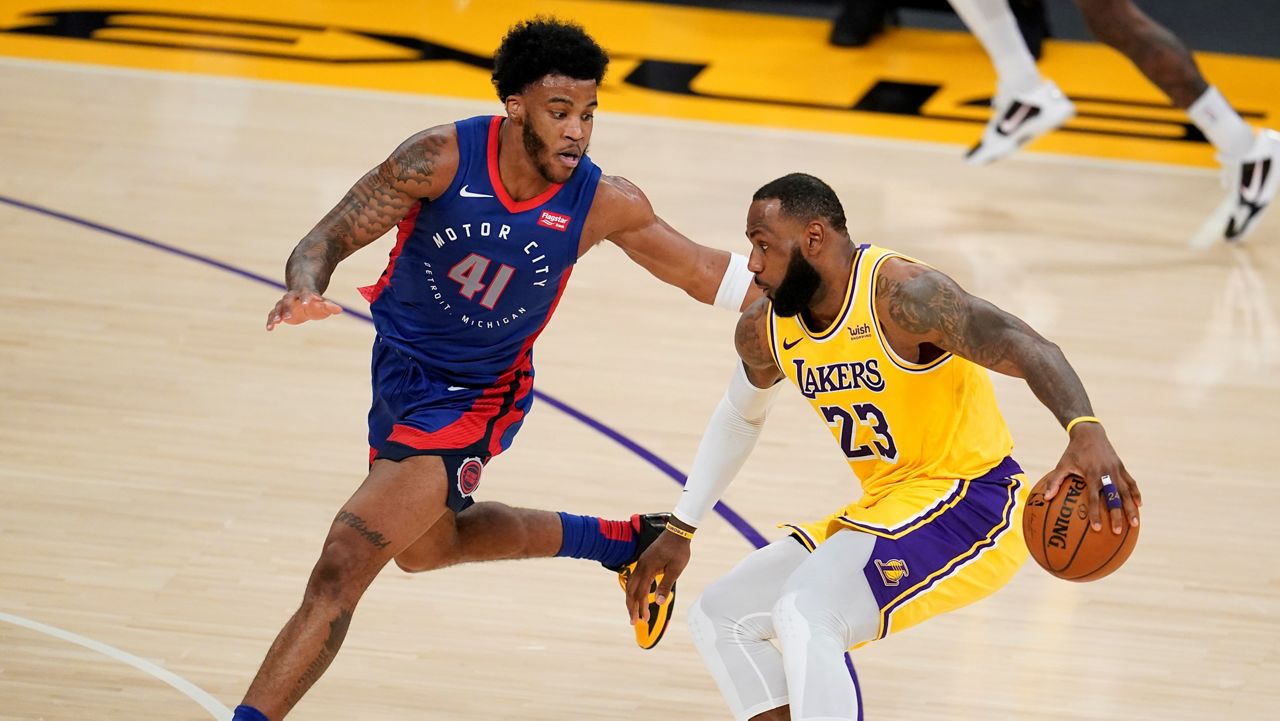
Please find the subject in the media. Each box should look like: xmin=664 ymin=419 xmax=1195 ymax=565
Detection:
xmin=624 ymin=300 xmax=782 ymax=624
xmin=591 ymin=175 xmax=759 ymax=312
xmin=873 ymin=258 xmax=1141 ymax=535
xmin=266 ymin=127 xmax=458 ymax=330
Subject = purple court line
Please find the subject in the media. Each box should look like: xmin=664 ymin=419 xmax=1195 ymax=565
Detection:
xmin=0 ymin=193 xmax=861 ymax=714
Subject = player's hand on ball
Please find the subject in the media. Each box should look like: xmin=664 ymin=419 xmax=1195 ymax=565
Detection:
xmin=626 ymin=531 xmax=690 ymax=625
xmin=1041 ymin=422 xmax=1141 ymax=534
xmin=266 ymin=289 xmax=343 ymax=330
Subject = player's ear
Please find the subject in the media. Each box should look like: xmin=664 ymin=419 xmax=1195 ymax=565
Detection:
xmin=505 ymin=94 xmax=523 ymax=122
xmin=804 ymin=220 xmax=825 ymax=255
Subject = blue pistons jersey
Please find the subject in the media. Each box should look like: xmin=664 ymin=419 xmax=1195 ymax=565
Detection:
xmin=359 ymin=115 xmax=602 ymax=386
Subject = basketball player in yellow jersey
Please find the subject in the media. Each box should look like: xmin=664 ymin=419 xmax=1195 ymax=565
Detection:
xmin=625 ymin=173 xmax=1142 ymax=720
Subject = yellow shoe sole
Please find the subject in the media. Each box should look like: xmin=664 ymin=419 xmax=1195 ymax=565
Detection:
xmin=617 ymin=563 xmax=676 ymax=650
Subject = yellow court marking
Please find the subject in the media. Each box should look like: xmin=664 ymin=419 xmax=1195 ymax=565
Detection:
xmin=2 ymin=0 xmax=1278 ymax=167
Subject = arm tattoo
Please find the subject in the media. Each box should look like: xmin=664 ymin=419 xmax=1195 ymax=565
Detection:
xmin=735 ymin=300 xmax=783 ymax=385
xmin=879 ymin=271 xmax=1015 ymax=369
xmin=285 ymin=133 xmax=448 ymax=293
xmin=879 ymin=268 xmax=1093 ymax=427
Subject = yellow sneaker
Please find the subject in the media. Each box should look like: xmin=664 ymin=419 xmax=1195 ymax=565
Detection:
xmin=607 ymin=513 xmax=676 ymax=650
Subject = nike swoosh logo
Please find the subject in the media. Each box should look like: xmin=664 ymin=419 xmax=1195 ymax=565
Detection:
xmin=447 ymin=386 xmax=468 ymax=392
xmin=459 ymin=185 xmax=494 ymax=198
xmin=782 ymin=338 xmax=802 ymax=351
xmin=997 ymin=102 xmax=1037 ymax=136
xmin=1240 ymin=158 xmax=1270 ymax=204
xmin=1227 ymin=158 xmax=1272 ymax=239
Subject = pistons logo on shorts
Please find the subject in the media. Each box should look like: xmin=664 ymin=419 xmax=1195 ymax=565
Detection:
xmin=456 ymin=457 xmax=483 ymax=497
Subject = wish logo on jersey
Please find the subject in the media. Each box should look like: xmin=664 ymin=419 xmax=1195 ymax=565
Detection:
xmin=791 ymin=357 xmax=886 ymax=399
xmin=418 ymin=222 xmax=561 ymax=331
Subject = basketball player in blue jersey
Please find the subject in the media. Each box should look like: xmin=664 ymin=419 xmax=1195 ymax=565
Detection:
xmin=625 ymin=173 xmax=1142 ymax=720
xmin=232 ymin=18 xmax=756 ymax=721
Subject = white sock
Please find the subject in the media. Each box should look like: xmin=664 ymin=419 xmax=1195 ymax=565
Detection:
xmin=1188 ymin=86 xmax=1256 ymax=158
xmin=949 ymin=0 xmax=1043 ymax=102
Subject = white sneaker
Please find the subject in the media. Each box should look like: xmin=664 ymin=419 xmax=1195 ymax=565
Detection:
xmin=1190 ymin=129 xmax=1280 ymax=248
xmin=965 ymin=81 xmax=1076 ymax=165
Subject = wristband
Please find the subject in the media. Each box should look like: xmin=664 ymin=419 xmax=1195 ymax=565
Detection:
xmin=1065 ymin=416 xmax=1102 ymax=434
xmin=664 ymin=522 xmax=695 ymax=540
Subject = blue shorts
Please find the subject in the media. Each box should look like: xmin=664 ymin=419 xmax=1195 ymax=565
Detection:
xmin=367 ymin=337 xmax=535 ymax=513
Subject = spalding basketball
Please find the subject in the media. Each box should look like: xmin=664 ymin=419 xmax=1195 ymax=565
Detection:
xmin=1022 ymin=475 xmax=1138 ymax=581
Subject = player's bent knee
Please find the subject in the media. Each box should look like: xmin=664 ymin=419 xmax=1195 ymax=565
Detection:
xmin=693 ymin=576 xmax=737 ymax=622
xmin=696 ymin=578 xmax=766 ymax=630
xmin=306 ymin=538 xmax=381 ymax=600
xmin=772 ymin=590 xmax=854 ymax=650
xmin=691 ymin=583 xmax=778 ymax=646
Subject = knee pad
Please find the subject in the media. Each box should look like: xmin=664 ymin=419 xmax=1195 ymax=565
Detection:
xmin=691 ymin=580 xmax=779 ymax=644
xmin=772 ymin=589 xmax=857 ymax=651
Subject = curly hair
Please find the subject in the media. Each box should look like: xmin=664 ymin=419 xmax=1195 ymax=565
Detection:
xmin=491 ymin=17 xmax=609 ymax=101
xmin=753 ymin=173 xmax=849 ymax=235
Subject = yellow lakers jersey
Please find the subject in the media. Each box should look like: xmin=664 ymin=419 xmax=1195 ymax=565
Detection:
xmin=768 ymin=245 xmax=1014 ymax=506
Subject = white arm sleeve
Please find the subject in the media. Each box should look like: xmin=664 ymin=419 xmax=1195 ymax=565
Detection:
xmin=672 ymin=361 xmax=780 ymax=528
xmin=713 ymin=253 xmax=753 ymax=311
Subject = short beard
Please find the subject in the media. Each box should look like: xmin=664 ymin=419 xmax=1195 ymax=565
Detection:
xmin=522 ymin=120 xmax=560 ymax=183
xmin=771 ymin=248 xmax=822 ymax=318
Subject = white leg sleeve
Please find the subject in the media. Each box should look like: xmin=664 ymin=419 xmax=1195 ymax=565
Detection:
xmin=949 ymin=0 xmax=1043 ymax=99
xmin=687 ymin=539 xmax=809 ymax=721
xmin=772 ymin=531 xmax=880 ymax=721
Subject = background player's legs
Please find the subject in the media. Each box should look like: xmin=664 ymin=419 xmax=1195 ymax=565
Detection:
xmin=236 ymin=456 xmax=452 ymax=721
xmin=949 ymin=0 xmax=1042 ymax=100
xmin=1074 ymin=0 xmax=1207 ymax=109
xmin=1074 ymin=0 xmax=1279 ymax=243
xmin=772 ymin=531 xmax=880 ymax=721
xmin=950 ymin=0 xmax=1076 ymax=163
xmin=686 ymin=539 xmax=808 ymax=721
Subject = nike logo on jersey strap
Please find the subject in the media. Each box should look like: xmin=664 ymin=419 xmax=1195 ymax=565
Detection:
xmin=782 ymin=338 xmax=802 ymax=351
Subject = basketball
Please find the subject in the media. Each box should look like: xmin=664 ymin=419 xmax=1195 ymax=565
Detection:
xmin=1022 ymin=475 xmax=1138 ymax=581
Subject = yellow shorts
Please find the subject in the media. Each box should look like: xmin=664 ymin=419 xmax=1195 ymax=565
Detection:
xmin=782 ymin=456 xmax=1029 ymax=647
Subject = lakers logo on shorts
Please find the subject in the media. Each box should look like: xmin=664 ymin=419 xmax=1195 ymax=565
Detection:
xmin=875 ymin=558 xmax=909 ymax=586
xmin=456 ymin=457 xmax=483 ymax=497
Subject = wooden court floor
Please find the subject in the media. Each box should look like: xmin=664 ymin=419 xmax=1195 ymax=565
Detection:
xmin=1 ymin=58 xmax=1278 ymax=720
